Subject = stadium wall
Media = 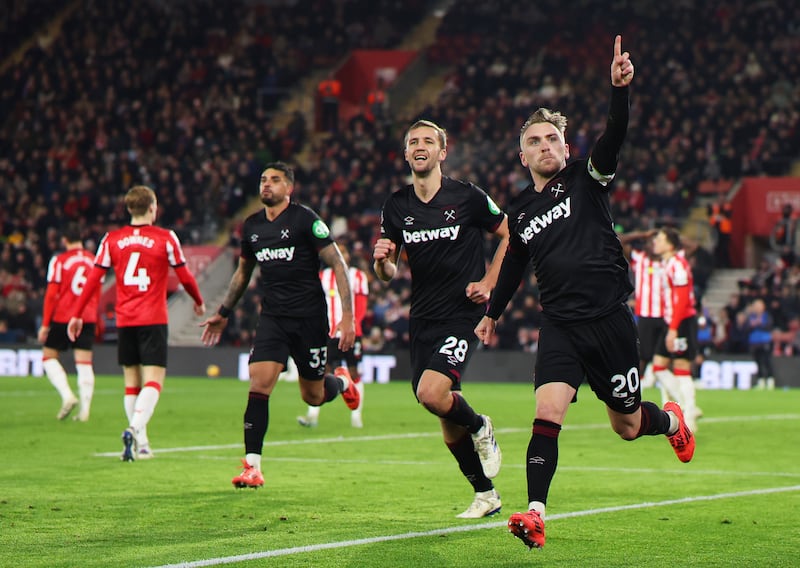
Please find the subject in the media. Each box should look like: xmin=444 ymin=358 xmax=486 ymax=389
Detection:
xmin=1 ymin=344 xmax=798 ymax=389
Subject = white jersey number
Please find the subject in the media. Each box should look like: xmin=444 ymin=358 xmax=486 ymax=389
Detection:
xmin=70 ymin=265 xmax=88 ymax=297
xmin=123 ymin=252 xmax=152 ymax=292
xmin=439 ymin=336 xmax=469 ymax=363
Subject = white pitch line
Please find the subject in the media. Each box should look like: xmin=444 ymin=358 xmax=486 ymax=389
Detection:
xmin=188 ymin=455 xmax=800 ymax=479
xmin=93 ymin=413 xmax=800 ymax=458
xmin=149 ymin=484 xmax=800 ymax=568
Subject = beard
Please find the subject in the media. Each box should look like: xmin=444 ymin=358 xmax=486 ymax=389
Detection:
xmin=260 ymin=194 xmax=281 ymax=206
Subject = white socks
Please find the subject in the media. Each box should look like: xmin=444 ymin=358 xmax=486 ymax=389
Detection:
xmin=245 ymin=453 xmax=262 ymax=470
xmin=130 ymin=385 xmax=160 ymax=433
xmin=76 ymin=363 xmax=94 ymax=418
xmin=528 ymin=501 xmax=546 ymax=519
xmin=43 ymin=358 xmax=75 ymax=403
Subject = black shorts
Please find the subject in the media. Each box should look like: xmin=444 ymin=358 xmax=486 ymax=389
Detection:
xmin=535 ymin=305 xmax=641 ymax=414
xmin=409 ymin=318 xmax=479 ymax=396
xmin=117 ymin=325 xmax=168 ymax=367
xmin=654 ymin=316 xmax=699 ymax=360
xmin=45 ymin=322 xmax=95 ymax=351
xmin=637 ymin=316 xmax=667 ymax=362
xmin=250 ymin=313 xmax=329 ymax=380
xmin=327 ymin=336 xmax=362 ymax=369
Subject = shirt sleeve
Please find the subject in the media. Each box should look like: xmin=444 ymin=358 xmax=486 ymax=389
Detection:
xmin=587 ymin=86 xmax=630 ymax=183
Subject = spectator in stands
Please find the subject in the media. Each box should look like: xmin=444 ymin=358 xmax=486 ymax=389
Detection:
xmin=769 ymin=204 xmax=798 ymax=266
xmin=365 ymin=77 xmax=389 ymax=125
xmin=745 ymin=298 xmax=776 ymax=390
xmin=318 ymin=73 xmax=342 ymax=134
xmin=773 ymin=315 xmax=800 ymax=356
xmin=708 ymin=197 xmax=733 ymax=268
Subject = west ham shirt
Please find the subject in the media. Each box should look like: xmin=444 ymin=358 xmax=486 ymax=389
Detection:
xmin=380 ymin=176 xmax=504 ymax=322
xmin=241 ymin=203 xmax=333 ymax=318
xmin=487 ymin=86 xmax=632 ymax=324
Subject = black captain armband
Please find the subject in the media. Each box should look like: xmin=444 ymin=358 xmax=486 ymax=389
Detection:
xmin=218 ymin=305 xmax=233 ymax=318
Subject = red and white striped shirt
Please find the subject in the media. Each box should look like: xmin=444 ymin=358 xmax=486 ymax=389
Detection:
xmin=44 ymin=248 xmax=99 ymax=324
xmin=320 ymin=266 xmax=369 ymax=337
xmin=661 ymin=252 xmax=697 ymax=329
xmin=630 ymin=249 xmax=664 ymax=318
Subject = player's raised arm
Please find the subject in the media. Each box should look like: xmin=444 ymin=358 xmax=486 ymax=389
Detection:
xmin=611 ymin=34 xmax=634 ymax=87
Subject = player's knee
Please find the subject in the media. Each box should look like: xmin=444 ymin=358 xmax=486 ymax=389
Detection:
xmin=613 ymin=422 xmax=640 ymax=441
xmin=302 ymin=391 xmax=324 ymax=406
xmin=417 ymin=389 xmax=449 ymax=416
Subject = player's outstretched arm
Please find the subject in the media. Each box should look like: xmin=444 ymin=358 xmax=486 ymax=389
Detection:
xmin=200 ymin=257 xmax=255 ymax=346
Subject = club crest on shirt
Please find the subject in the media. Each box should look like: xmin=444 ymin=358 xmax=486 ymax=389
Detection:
xmin=443 ymin=207 xmax=456 ymax=223
xmin=549 ymin=182 xmax=565 ymax=199
xmin=280 ymin=228 xmax=290 ymax=240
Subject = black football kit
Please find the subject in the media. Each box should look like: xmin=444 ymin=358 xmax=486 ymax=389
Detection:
xmin=241 ymin=203 xmax=333 ymax=377
xmin=380 ymin=177 xmax=505 ymax=389
xmin=487 ymin=86 xmax=642 ymax=412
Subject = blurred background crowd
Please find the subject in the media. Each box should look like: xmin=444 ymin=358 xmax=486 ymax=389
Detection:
xmin=1 ymin=0 xmax=799 ymax=361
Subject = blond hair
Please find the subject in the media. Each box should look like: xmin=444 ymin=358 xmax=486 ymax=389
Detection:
xmin=125 ymin=185 xmax=156 ymax=217
xmin=519 ymin=108 xmax=568 ymax=148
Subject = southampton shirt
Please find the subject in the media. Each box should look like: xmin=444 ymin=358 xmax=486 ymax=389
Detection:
xmin=661 ymin=253 xmax=697 ymax=330
xmin=93 ymin=225 xmax=189 ymax=326
xmin=320 ymin=266 xmax=369 ymax=337
xmin=45 ymin=248 xmax=99 ymax=324
xmin=241 ymin=203 xmax=333 ymax=318
xmin=380 ymin=176 xmax=505 ymax=322
xmin=630 ymin=249 xmax=664 ymax=318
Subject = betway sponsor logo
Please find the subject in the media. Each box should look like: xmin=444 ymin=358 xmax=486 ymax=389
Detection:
xmin=255 ymin=246 xmax=295 ymax=262
xmin=402 ymin=225 xmax=461 ymax=244
xmin=518 ymin=197 xmax=572 ymax=244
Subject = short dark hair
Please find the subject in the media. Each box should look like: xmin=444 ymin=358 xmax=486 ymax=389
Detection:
xmin=660 ymin=226 xmax=683 ymax=250
xmin=264 ymin=162 xmax=295 ymax=184
xmin=62 ymin=223 xmax=82 ymax=244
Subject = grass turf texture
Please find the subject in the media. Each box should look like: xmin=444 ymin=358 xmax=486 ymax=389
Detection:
xmin=1 ymin=376 xmax=798 ymax=567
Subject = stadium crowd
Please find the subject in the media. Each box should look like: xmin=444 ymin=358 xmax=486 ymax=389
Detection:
xmin=2 ymin=0 xmax=799 ymax=359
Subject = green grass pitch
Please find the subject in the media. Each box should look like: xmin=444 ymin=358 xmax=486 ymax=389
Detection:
xmin=1 ymin=375 xmax=798 ymax=567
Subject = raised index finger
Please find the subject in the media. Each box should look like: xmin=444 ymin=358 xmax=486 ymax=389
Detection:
xmin=614 ymin=35 xmax=622 ymax=58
